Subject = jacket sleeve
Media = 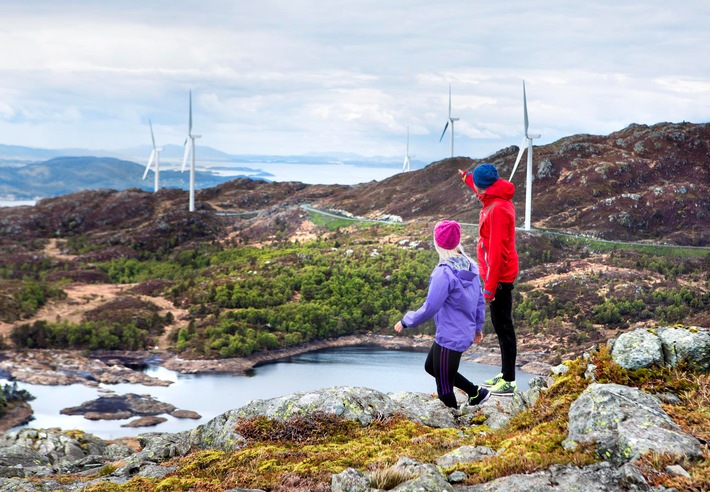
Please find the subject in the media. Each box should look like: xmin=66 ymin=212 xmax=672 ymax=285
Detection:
xmin=475 ymin=277 xmax=486 ymax=333
xmin=482 ymin=205 xmax=511 ymax=299
xmin=402 ymin=266 xmax=450 ymax=328
xmin=462 ymin=170 xmax=475 ymax=191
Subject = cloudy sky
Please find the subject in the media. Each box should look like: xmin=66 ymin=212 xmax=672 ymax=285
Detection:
xmin=0 ymin=0 xmax=708 ymax=163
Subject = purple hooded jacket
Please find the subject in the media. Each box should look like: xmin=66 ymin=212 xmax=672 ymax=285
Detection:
xmin=402 ymin=255 xmax=486 ymax=352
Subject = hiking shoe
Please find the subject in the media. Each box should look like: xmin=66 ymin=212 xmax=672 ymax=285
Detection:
xmin=489 ymin=379 xmax=517 ymax=395
xmin=481 ymin=372 xmax=503 ymax=388
xmin=468 ymin=387 xmax=491 ymax=406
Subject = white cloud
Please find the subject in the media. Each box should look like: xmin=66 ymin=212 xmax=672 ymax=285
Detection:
xmin=0 ymin=0 xmax=707 ymax=162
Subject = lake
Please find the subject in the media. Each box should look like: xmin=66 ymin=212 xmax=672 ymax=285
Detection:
xmin=212 ymin=162 xmax=404 ymax=185
xmin=5 ymin=347 xmax=534 ymax=440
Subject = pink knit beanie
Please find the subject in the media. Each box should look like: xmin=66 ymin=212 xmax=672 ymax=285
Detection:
xmin=434 ymin=220 xmax=461 ymax=250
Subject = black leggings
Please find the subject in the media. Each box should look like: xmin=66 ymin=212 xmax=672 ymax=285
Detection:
xmin=490 ymin=282 xmax=516 ymax=382
xmin=424 ymin=341 xmax=479 ymax=408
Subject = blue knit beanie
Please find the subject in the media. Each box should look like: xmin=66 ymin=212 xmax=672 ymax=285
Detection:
xmin=473 ymin=163 xmax=499 ymax=189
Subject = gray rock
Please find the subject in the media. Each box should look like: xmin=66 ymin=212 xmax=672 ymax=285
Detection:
xmin=389 ymin=457 xmax=453 ymax=492
xmin=387 ymin=391 xmax=457 ymax=428
xmin=331 ymin=467 xmax=370 ymax=492
xmin=236 ymin=386 xmax=400 ymax=426
xmin=448 ymin=470 xmax=467 ymax=483
xmin=60 ymin=393 xmax=176 ymax=419
xmin=457 ymin=462 xmax=650 ymax=491
xmin=611 ymin=329 xmax=664 ymax=369
xmin=665 ymin=464 xmax=691 ymax=478
xmin=565 ymin=383 xmax=702 ymax=463
xmin=0 ymin=428 xmax=124 ymax=478
xmin=479 ymin=396 xmax=515 ymax=430
xmin=551 ymin=364 xmax=569 ymax=376
xmin=0 ymin=444 xmax=52 ymax=478
xmin=657 ymin=326 xmax=710 ymax=372
xmin=121 ymin=416 xmax=168 ymax=428
xmin=436 ymin=445 xmax=495 ymax=468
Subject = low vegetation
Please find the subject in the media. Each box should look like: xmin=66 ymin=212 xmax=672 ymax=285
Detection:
xmin=75 ymin=345 xmax=708 ymax=491
xmin=2 ymin=221 xmax=708 ymax=359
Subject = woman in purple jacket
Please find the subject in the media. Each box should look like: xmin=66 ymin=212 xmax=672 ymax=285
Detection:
xmin=394 ymin=220 xmax=490 ymax=408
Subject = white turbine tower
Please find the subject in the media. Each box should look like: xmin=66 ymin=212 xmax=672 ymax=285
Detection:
xmin=402 ymin=126 xmax=412 ymax=172
xmin=142 ymin=120 xmax=163 ymax=192
xmin=509 ymin=80 xmax=541 ymax=231
xmin=439 ymin=84 xmax=459 ymax=158
xmin=181 ymin=90 xmax=201 ymax=212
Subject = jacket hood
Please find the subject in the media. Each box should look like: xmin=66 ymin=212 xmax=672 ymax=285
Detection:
xmin=479 ymin=178 xmax=515 ymax=203
xmin=441 ymin=255 xmax=479 ymax=284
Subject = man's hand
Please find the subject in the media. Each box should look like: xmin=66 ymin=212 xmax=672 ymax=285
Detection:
xmin=394 ymin=321 xmax=403 ymax=333
xmin=458 ymin=169 xmax=466 ymax=179
xmin=485 ymin=297 xmax=495 ymax=305
xmin=474 ymin=331 xmax=484 ymax=344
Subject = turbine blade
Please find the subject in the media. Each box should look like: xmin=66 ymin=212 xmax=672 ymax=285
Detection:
xmin=509 ymin=137 xmax=527 ymax=180
xmin=523 ymin=81 xmax=529 ymax=137
xmin=448 ymin=84 xmax=452 ymax=118
xmin=439 ymin=121 xmax=449 ymax=142
xmin=188 ymin=90 xmax=193 ymax=135
xmin=143 ymin=150 xmax=155 ymax=180
xmin=149 ymin=119 xmax=156 ymax=148
xmin=181 ymin=139 xmax=192 ymax=172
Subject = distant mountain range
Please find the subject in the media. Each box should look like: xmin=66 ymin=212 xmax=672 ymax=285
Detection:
xmin=0 ymin=143 xmax=426 ymax=169
xmin=0 ymin=156 xmax=253 ymax=200
xmin=0 ymin=144 xmax=427 ymax=199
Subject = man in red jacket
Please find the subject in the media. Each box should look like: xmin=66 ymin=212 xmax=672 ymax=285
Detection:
xmin=459 ymin=163 xmax=520 ymax=394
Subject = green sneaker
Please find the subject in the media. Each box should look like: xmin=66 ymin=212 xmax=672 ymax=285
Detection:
xmin=489 ymin=379 xmax=517 ymax=395
xmin=481 ymin=373 xmax=503 ymax=388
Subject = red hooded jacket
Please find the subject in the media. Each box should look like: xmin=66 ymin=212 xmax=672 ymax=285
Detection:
xmin=462 ymin=173 xmax=519 ymax=299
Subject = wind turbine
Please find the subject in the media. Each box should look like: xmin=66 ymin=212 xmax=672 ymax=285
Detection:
xmin=402 ymin=126 xmax=412 ymax=172
xmin=181 ymin=90 xmax=201 ymax=212
xmin=509 ymin=80 xmax=541 ymax=231
xmin=439 ymin=84 xmax=459 ymax=158
xmin=142 ymin=120 xmax=163 ymax=192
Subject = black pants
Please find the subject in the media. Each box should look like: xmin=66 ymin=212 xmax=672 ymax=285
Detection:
xmin=424 ymin=341 xmax=479 ymax=408
xmin=490 ymin=282 xmax=516 ymax=382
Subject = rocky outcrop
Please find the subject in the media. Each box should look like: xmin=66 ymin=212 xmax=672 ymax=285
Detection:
xmin=563 ymin=383 xmax=703 ymax=463
xmin=457 ymin=462 xmax=651 ymax=491
xmin=610 ymin=326 xmax=710 ymax=371
xmin=0 ymin=350 xmax=171 ymax=387
xmin=58 ymin=393 xmax=200 ymax=428
xmin=0 ymin=428 xmax=132 ymax=478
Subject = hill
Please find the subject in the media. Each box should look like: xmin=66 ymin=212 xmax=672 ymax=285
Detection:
xmin=0 ymin=156 xmax=250 ymax=199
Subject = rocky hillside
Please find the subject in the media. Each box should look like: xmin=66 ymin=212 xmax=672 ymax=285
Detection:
xmin=312 ymin=122 xmax=709 ymax=246
xmin=1 ymin=122 xmax=707 ymax=248
xmin=0 ymin=326 xmax=708 ymax=491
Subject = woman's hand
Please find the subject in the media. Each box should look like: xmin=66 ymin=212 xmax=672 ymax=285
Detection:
xmin=394 ymin=321 xmax=404 ymax=333
xmin=474 ymin=331 xmax=484 ymax=344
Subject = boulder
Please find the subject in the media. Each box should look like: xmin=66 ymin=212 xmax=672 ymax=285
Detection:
xmin=456 ymin=462 xmax=650 ymax=491
xmin=564 ymin=383 xmax=702 ymax=463
xmin=170 ymin=409 xmax=202 ymax=419
xmin=332 ymin=457 xmax=452 ymax=492
xmin=235 ymin=386 xmax=400 ymax=425
xmin=657 ymin=326 xmax=710 ymax=372
xmin=0 ymin=428 xmax=132 ymax=478
xmin=611 ymin=329 xmax=663 ymax=370
xmin=387 ymin=391 xmax=457 ymax=428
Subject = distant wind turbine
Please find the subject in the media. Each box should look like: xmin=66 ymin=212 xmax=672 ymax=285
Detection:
xmin=402 ymin=126 xmax=412 ymax=172
xmin=181 ymin=90 xmax=201 ymax=212
xmin=142 ymin=120 xmax=163 ymax=193
xmin=508 ymin=80 xmax=541 ymax=231
xmin=439 ymin=84 xmax=459 ymax=158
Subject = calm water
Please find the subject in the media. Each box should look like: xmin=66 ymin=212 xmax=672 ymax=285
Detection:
xmin=212 ymin=162 xmax=403 ymax=185
xmin=5 ymin=347 xmax=533 ymax=440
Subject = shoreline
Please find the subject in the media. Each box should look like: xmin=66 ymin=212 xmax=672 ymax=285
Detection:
xmin=1 ymin=334 xmax=551 ymax=389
